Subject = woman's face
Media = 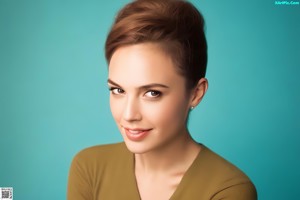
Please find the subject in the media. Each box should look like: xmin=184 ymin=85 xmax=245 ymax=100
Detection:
xmin=108 ymin=43 xmax=193 ymax=154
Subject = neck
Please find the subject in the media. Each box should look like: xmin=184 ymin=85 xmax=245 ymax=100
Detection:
xmin=134 ymin=131 xmax=201 ymax=174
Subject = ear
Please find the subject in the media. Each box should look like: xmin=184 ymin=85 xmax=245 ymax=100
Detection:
xmin=189 ymin=78 xmax=208 ymax=108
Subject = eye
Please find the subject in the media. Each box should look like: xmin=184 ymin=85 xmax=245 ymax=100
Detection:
xmin=109 ymin=87 xmax=125 ymax=95
xmin=144 ymin=90 xmax=161 ymax=98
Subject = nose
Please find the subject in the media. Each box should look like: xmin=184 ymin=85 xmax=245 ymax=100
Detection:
xmin=122 ymin=96 xmax=142 ymax=122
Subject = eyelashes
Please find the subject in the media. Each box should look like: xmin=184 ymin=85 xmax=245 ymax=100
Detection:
xmin=108 ymin=87 xmax=162 ymax=99
xmin=109 ymin=87 xmax=125 ymax=95
xmin=144 ymin=90 xmax=161 ymax=98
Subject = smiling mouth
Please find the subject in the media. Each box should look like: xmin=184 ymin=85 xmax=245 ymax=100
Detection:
xmin=122 ymin=127 xmax=152 ymax=141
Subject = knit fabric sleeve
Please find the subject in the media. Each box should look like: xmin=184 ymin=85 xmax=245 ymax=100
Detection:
xmin=211 ymin=181 xmax=257 ymax=200
xmin=67 ymin=151 xmax=93 ymax=200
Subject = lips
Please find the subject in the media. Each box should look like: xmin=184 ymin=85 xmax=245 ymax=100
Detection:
xmin=122 ymin=126 xmax=152 ymax=141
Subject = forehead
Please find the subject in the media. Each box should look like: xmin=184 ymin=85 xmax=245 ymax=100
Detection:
xmin=108 ymin=43 xmax=185 ymax=87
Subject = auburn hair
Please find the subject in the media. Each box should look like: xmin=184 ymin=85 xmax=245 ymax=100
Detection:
xmin=105 ymin=0 xmax=207 ymax=89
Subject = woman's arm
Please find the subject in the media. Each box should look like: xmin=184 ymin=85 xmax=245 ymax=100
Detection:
xmin=67 ymin=155 xmax=93 ymax=200
xmin=212 ymin=181 xmax=257 ymax=200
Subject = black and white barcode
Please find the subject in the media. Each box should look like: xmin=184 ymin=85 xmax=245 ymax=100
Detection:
xmin=0 ymin=187 xmax=13 ymax=200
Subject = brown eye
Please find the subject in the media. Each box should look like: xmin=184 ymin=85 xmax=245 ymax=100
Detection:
xmin=145 ymin=90 xmax=161 ymax=98
xmin=110 ymin=87 xmax=125 ymax=95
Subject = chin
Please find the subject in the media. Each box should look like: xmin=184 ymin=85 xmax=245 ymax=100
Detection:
xmin=123 ymin=139 xmax=154 ymax=155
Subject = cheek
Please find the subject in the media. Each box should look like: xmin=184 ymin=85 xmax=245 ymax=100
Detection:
xmin=110 ymin=98 xmax=122 ymax=121
xmin=145 ymin=98 xmax=188 ymax=126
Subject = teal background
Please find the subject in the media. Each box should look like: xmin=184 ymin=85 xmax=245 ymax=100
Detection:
xmin=0 ymin=0 xmax=299 ymax=199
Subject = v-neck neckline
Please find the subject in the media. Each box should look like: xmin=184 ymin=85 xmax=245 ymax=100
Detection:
xmin=128 ymin=144 xmax=205 ymax=200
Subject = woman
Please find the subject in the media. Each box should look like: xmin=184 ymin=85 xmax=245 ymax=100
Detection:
xmin=67 ymin=0 xmax=257 ymax=199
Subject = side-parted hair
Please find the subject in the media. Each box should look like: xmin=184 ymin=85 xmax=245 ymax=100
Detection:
xmin=105 ymin=0 xmax=207 ymax=89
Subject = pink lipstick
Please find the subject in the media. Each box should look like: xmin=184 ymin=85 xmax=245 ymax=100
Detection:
xmin=123 ymin=127 xmax=152 ymax=141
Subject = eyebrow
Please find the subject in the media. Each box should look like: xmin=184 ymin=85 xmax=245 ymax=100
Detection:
xmin=107 ymin=79 xmax=169 ymax=90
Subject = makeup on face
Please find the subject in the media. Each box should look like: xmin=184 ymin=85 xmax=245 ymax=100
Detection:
xmin=108 ymin=43 xmax=192 ymax=154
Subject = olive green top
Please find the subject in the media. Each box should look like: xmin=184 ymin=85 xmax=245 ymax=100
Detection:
xmin=67 ymin=142 xmax=257 ymax=200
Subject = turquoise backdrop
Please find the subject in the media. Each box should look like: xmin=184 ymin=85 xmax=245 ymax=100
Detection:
xmin=1 ymin=0 xmax=299 ymax=199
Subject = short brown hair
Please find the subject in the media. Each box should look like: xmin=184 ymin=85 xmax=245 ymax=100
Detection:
xmin=105 ymin=0 xmax=207 ymax=89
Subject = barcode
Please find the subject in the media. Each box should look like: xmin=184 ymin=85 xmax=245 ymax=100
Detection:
xmin=0 ymin=187 xmax=13 ymax=200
